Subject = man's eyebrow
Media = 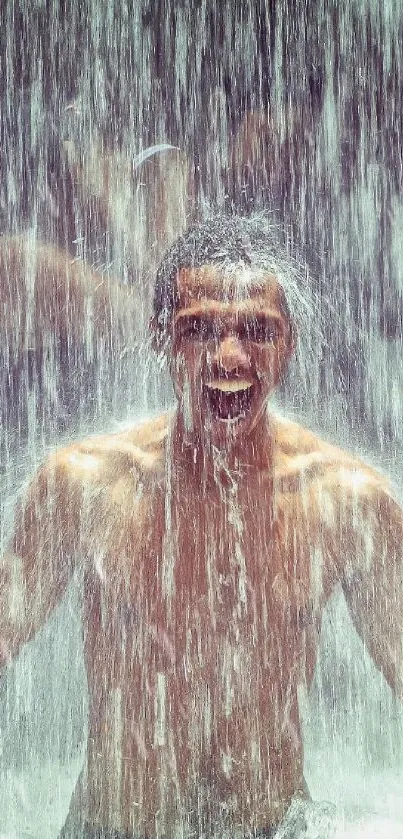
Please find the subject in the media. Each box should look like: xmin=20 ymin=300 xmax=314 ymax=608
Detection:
xmin=175 ymin=310 xmax=214 ymax=322
xmin=174 ymin=306 xmax=218 ymax=322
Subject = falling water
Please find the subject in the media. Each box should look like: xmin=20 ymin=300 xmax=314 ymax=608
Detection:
xmin=0 ymin=1 xmax=403 ymax=836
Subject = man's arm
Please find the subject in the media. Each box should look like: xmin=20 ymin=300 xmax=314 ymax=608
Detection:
xmin=336 ymin=470 xmax=403 ymax=698
xmin=0 ymin=453 xmax=80 ymax=666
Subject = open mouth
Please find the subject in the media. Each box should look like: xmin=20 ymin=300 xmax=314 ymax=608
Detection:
xmin=203 ymin=378 xmax=255 ymax=421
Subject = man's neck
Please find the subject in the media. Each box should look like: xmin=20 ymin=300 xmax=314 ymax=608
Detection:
xmin=170 ymin=409 xmax=274 ymax=488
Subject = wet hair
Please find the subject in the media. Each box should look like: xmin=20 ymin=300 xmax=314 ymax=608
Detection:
xmin=152 ymin=213 xmax=308 ymax=353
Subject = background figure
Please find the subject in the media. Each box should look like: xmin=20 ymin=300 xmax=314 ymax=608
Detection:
xmin=0 ymin=235 xmax=143 ymax=437
xmin=1 ymin=0 xmax=402 ymax=441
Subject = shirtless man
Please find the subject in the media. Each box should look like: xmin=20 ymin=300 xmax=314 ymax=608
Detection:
xmin=1 ymin=215 xmax=403 ymax=838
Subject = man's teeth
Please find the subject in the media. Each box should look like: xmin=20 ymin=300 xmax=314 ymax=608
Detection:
xmin=206 ymin=379 xmax=253 ymax=393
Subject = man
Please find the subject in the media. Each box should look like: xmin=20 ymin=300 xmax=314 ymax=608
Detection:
xmin=1 ymin=215 xmax=403 ymax=838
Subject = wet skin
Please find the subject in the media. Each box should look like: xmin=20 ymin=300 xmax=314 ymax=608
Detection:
xmin=169 ymin=266 xmax=294 ymax=457
xmin=1 ymin=266 xmax=403 ymax=836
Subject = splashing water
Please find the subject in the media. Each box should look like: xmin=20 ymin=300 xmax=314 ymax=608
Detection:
xmin=0 ymin=1 xmax=403 ymax=837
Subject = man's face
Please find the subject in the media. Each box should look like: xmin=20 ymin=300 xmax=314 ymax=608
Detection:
xmin=169 ymin=265 xmax=294 ymax=450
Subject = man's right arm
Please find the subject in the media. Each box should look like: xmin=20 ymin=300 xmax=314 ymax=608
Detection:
xmin=0 ymin=453 xmax=81 ymax=666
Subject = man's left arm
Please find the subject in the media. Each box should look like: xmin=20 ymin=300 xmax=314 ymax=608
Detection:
xmin=338 ymin=472 xmax=403 ymax=698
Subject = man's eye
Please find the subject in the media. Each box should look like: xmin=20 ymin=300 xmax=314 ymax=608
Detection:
xmin=245 ymin=320 xmax=277 ymax=343
xmin=180 ymin=319 xmax=215 ymax=340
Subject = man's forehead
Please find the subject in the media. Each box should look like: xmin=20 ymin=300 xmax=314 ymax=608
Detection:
xmin=176 ymin=265 xmax=281 ymax=306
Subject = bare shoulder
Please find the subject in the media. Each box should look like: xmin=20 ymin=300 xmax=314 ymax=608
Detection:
xmin=47 ymin=411 xmax=171 ymax=492
xmin=271 ymin=412 xmax=394 ymax=501
xmin=271 ymin=413 xmax=403 ymax=583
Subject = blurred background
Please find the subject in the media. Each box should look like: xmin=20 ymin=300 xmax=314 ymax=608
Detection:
xmin=1 ymin=0 xmax=403 ymax=835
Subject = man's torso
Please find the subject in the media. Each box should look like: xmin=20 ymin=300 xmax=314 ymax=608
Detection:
xmin=61 ymin=411 xmax=368 ymax=836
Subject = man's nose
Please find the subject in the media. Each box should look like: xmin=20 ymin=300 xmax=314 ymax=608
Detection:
xmin=212 ymin=334 xmax=250 ymax=372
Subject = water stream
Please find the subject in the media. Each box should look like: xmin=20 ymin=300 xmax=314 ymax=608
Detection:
xmin=1 ymin=1 xmax=403 ymax=836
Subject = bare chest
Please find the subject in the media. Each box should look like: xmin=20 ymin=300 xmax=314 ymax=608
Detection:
xmin=84 ymin=479 xmax=334 ymax=683
xmin=82 ymin=477 xmax=336 ymax=816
